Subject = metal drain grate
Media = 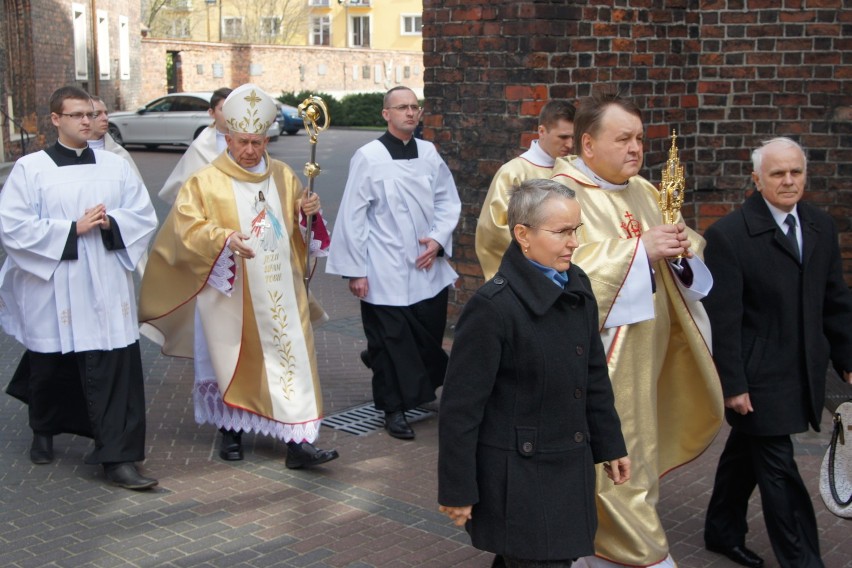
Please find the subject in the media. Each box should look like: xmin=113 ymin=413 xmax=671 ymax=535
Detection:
xmin=323 ymin=403 xmax=436 ymax=436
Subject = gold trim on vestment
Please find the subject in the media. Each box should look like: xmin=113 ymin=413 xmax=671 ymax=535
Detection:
xmin=551 ymin=157 xmax=722 ymax=565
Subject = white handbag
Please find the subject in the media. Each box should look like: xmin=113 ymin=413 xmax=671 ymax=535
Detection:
xmin=819 ymin=401 xmax=852 ymax=519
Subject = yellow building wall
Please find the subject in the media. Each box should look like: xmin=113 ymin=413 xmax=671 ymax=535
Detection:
xmin=310 ymin=0 xmax=423 ymax=50
xmin=150 ymin=0 xmax=422 ymax=51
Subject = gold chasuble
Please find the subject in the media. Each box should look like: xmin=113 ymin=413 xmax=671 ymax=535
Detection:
xmin=552 ymin=157 xmax=723 ymax=566
xmin=139 ymin=153 xmax=323 ymax=433
xmin=475 ymin=156 xmax=557 ymax=280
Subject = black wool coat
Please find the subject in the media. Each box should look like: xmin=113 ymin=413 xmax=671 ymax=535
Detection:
xmin=438 ymin=242 xmax=627 ymax=561
xmin=703 ymin=192 xmax=852 ymax=436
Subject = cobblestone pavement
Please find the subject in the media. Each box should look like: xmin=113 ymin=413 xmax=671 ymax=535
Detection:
xmin=1 ymin=257 xmax=851 ymax=567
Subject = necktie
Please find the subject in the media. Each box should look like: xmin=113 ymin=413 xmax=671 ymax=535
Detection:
xmin=784 ymin=214 xmax=800 ymax=260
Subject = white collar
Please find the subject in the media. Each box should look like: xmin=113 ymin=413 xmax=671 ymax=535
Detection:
xmin=519 ymin=140 xmax=556 ymax=168
xmin=762 ymin=197 xmax=799 ymax=230
xmin=574 ymin=158 xmax=631 ymax=191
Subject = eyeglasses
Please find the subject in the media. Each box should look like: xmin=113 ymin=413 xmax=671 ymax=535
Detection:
xmin=522 ymin=223 xmax=584 ymax=241
xmin=387 ymin=104 xmax=422 ymax=112
xmin=56 ymin=112 xmax=102 ymax=121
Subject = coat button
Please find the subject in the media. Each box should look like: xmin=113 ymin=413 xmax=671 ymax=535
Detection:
xmin=493 ymin=277 xmax=505 ymax=285
xmin=522 ymin=441 xmax=534 ymax=453
xmin=574 ymin=432 xmax=584 ymax=443
xmin=574 ymin=388 xmax=583 ymax=399
xmin=576 ymin=345 xmax=584 ymax=355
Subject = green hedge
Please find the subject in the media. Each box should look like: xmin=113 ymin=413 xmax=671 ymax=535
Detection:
xmin=277 ymin=91 xmax=412 ymax=128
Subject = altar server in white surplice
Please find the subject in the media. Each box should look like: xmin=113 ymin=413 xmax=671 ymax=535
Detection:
xmin=0 ymin=86 xmax=158 ymax=490
xmin=326 ymin=86 xmax=461 ymax=441
xmin=88 ymin=96 xmax=143 ymax=180
xmin=158 ymin=87 xmax=232 ymax=205
xmin=139 ymin=84 xmax=338 ymax=470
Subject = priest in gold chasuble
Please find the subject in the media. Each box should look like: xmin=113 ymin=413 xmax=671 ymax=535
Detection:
xmin=475 ymin=100 xmax=576 ymax=280
xmin=551 ymin=93 xmax=723 ymax=568
xmin=139 ymin=84 xmax=338 ymax=469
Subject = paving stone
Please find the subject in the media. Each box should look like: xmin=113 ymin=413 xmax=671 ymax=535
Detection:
xmin=2 ymin=217 xmax=851 ymax=568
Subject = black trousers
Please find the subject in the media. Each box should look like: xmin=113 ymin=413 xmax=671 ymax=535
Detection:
xmin=360 ymin=287 xmax=449 ymax=412
xmin=22 ymin=344 xmax=147 ymax=465
xmin=704 ymin=428 xmax=823 ymax=568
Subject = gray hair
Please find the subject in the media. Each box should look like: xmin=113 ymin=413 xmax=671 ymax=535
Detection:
xmin=752 ymin=137 xmax=807 ymax=177
xmin=507 ymin=178 xmax=576 ymax=241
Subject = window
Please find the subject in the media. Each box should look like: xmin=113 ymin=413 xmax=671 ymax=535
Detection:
xmin=261 ymin=16 xmax=281 ymax=37
xmin=308 ymin=0 xmax=329 ymax=5
xmin=169 ymin=17 xmax=190 ymax=38
xmin=401 ymin=15 xmax=422 ymax=35
xmin=349 ymin=0 xmax=370 ymax=5
xmin=119 ymin=16 xmax=130 ymax=80
xmin=171 ymin=0 xmax=192 ymax=9
xmin=310 ymin=16 xmax=329 ymax=46
xmin=96 ymin=10 xmax=110 ymax=79
xmin=6 ymin=94 xmax=22 ymax=141
xmin=351 ymin=15 xmax=370 ymax=47
xmin=223 ymin=17 xmax=243 ymax=38
xmin=72 ymin=3 xmax=88 ymax=80
xmin=174 ymin=96 xmax=210 ymax=112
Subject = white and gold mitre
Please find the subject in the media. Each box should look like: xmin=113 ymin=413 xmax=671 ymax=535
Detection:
xmin=222 ymin=84 xmax=277 ymax=135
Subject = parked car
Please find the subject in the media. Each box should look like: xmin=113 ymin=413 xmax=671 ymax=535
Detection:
xmin=108 ymin=92 xmax=279 ymax=149
xmin=276 ymin=103 xmax=303 ymax=136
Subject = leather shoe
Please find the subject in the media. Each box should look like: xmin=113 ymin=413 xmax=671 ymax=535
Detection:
xmin=219 ymin=428 xmax=243 ymax=461
xmin=30 ymin=433 xmax=54 ymax=464
xmin=285 ymin=441 xmax=339 ymax=469
xmin=706 ymin=543 xmax=764 ymax=567
xmin=359 ymin=349 xmax=371 ymax=369
xmin=385 ymin=411 xmax=415 ymax=440
xmin=103 ymin=462 xmax=158 ymax=490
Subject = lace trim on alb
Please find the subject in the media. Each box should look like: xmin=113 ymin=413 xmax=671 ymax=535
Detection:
xmin=193 ymin=379 xmax=320 ymax=443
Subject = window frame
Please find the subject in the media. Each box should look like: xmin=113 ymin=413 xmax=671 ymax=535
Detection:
xmin=400 ymin=14 xmax=422 ymax=36
xmin=222 ymin=16 xmax=244 ymax=39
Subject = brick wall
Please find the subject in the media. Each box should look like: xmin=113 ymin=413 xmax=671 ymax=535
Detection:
xmin=422 ymin=0 xmax=852 ymax=315
xmin=139 ymin=39 xmax=424 ymax=106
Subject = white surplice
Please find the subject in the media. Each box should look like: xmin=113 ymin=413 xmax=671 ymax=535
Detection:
xmin=158 ymin=124 xmax=223 ymax=204
xmin=325 ymin=138 xmax=461 ymax=306
xmin=0 ymin=149 xmax=157 ymax=353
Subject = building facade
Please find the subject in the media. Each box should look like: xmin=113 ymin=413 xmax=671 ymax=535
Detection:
xmin=146 ymin=0 xmax=424 ymax=52
xmin=1 ymin=0 xmax=143 ymax=160
xmin=0 ymin=0 xmax=423 ymax=161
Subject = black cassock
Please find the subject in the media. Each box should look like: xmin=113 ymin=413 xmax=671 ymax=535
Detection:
xmin=7 ymin=343 xmax=147 ymax=464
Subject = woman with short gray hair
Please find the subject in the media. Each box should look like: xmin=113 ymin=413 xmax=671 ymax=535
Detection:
xmin=438 ymin=179 xmax=630 ymax=567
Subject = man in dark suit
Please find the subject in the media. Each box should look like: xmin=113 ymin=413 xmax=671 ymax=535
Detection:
xmin=702 ymin=137 xmax=852 ymax=568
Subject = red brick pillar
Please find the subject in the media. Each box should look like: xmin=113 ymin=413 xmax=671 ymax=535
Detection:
xmin=423 ymin=0 xmax=852 ymax=316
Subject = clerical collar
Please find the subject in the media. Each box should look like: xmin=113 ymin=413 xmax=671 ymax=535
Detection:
xmin=88 ymin=138 xmax=106 ymax=150
xmin=379 ymin=131 xmax=418 ymax=160
xmin=520 ymin=140 xmax=556 ymax=168
xmin=527 ymin=258 xmax=569 ymax=288
xmin=227 ymin=153 xmax=267 ymax=174
xmin=45 ymin=141 xmax=96 ymax=166
xmin=574 ymin=158 xmax=630 ymax=191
